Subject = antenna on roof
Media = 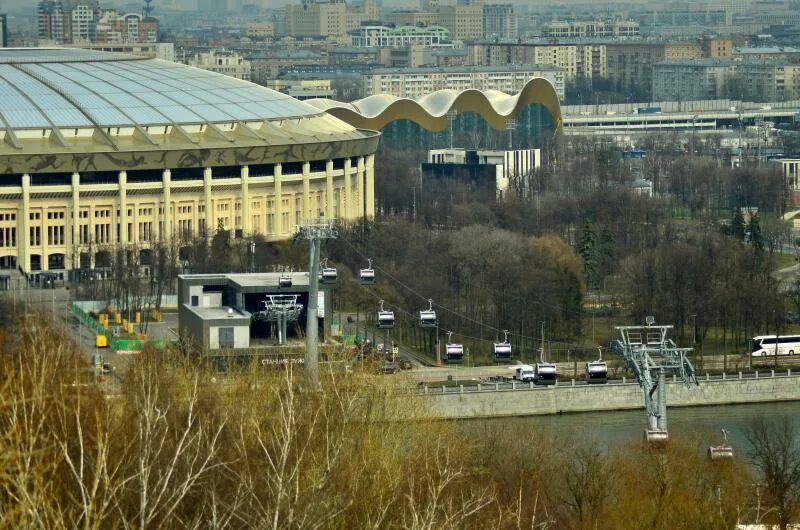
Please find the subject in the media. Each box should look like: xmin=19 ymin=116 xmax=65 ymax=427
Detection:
xmin=143 ymin=0 xmax=154 ymax=17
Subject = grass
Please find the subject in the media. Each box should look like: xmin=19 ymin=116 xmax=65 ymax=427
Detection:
xmin=772 ymin=252 xmax=797 ymax=270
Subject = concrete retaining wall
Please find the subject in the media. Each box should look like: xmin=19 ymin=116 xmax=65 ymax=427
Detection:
xmin=408 ymin=375 xmax=800 ymax=420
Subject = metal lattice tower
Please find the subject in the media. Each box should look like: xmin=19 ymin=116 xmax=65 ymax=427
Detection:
xmin=294 ymin=219 xmax=338 ymax=386
xmin=143 ymin=0 xmax=154 ymax=17
xmin=611 ymin=320 xmax=698 ymax=443
xmin=253 ymin=295 xmax=303 ymax=345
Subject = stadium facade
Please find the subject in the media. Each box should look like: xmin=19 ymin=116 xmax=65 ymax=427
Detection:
xmin=0 ymin=49 xmax=379 ymax=275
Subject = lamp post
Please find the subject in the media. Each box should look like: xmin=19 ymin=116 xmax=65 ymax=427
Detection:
xmin=250 ymin=240 xmax=256 ymax=273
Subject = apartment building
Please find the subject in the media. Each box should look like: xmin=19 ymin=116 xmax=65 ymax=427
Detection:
xmin=467 ymin=41 xmax=601 ymax=82
xmin=733 ymin=46 xmax=800 ymax=62
xmin=483 ymin=4 xmax=517 ymax=39
xmin=651 ymin=59 xmax=736 ymax=100
xmin=350 ymin=24 xmax=451 ymax=48
xmin=284 ymin=0 xmax=378 ymax=40
xmin=95 ymin=12 xmax=159 ymax=44
xmin=438 ymin=4 xmax=484 ymax=40
xmin=248 ymin=50 xmax=327 ymax=83
xmin=363 ymin=64 xmax=565 ymax=99
xmin=701 ymin=35 xmax=734 ymax=58
xmin=542 ymin=19 xmax=639 ymax=39
xmin=735 ymin=61 xmax=800 ymax=101
xmin=188 ymin=49 xmax=252 ymax=81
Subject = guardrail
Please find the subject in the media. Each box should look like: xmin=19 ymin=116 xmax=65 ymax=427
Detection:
xmin=417 ymin=369 xmax=798 ymax=395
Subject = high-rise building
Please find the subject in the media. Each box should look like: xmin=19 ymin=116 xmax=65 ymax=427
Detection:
xmin=38 ymin=0 xmax=66 ymax=44
xmin=483 ymin=4 xmax=517 ymax=39
xmin=0 ymin=15 xmax=7 ymax=48
xmin=284 ymin=0 xmax=378 ymax=40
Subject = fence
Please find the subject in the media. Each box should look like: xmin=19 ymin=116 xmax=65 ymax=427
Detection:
xmin=72 ymin=302 xmax=175 ymax=353
xmin=71 ymin=303 xmax=108 ymax=338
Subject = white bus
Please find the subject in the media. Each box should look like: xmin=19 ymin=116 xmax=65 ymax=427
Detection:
xmin=750 ymin=335 xmax=800 ymax=357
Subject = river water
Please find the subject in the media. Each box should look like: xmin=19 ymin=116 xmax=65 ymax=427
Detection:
xmin=471 ymin=401 xmax=800 ymax=452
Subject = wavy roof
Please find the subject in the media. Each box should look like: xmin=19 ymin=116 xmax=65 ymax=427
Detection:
xmin=306 ymin=77 xmax=562 ymax=135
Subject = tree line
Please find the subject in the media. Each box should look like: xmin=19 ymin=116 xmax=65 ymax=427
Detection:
xmin=2 ymin=310 xmax=800 ymax=529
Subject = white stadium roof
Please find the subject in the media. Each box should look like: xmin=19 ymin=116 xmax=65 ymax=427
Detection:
xmin=0 ymin=48 xmax=321 ymax=131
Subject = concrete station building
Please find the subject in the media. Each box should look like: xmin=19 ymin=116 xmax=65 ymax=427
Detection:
xmin=178 ymin=272 xmax=333 ymax=353
xmin=0 ymin=48 xmax=379 ymax=276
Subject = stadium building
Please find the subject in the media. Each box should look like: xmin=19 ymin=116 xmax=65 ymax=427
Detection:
xmin=0 ymin=49 xmax=379 ymax=276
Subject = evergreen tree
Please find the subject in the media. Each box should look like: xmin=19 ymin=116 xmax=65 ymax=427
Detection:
xmin=579 ymin=221 xmax=600 ymax=289
xmin=748 ymin=212 xmax=765 ymax=257
xmin=731 ymin=208 xmax=746 ymax=241
xmin=599 ymin=226 xmax=616 ymax=280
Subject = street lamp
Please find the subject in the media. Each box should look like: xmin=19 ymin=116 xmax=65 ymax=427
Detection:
xmin=250 ymin=240 xmax=256 ymax=273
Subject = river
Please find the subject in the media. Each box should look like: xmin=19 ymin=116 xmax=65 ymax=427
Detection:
xmin=470 ymin=401 xmax=800 ymax=452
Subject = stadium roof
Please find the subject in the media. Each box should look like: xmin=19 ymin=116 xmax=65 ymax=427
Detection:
xmin=0 ymin=48 xmax=321 ymax=131
xmin=0 ymin=49 xmax=379 ymax=173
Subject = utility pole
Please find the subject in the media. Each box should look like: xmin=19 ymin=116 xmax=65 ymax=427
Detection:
xmin=295 ymin=220 xmax=338 ymax=387
xmin=447 ymin=110 xmax=458 ymax=149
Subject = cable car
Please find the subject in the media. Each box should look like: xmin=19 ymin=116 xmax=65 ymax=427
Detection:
xmin=359 ymin=258 xmax=375 ymax=285
xmin=534 ymin=348 xmax=556 ymax=385
xmin=444 ymin=331 xmax=463 ymax=363
xmin=278 ymin=274 xmax=292 ymax=288
xmin=535 ymin=362 xmax=557 ymax=385
xmin=708 ymin=429 xmax=734 ymax=461
xmin=418 ymin=299 xmax=437 ymax=328
xmin=493 ymin=329 xmax=512 ymax=361
xmin=376 ymin=300 xmax=395 ymax=329
xmin=585 ymin=347 xmax=608 ymax=384
xmin=646 ymin=430 xmax=669 ymax=444
xmin=319 ymin=259 xmax=337 ymax=285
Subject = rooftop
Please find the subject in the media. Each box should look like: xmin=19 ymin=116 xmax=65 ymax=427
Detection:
xmin=0 ymin=48 xmax=322 ymax=131
xmin=371 ymin=64 xmax=564 ymax=74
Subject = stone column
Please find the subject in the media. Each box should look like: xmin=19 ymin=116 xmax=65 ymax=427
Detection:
xmin=40 ymin=206 xmax=48 ymax=271
xmin=302 ymin=161 xmax=311 ymax=222
xmin=241 ymin=165 xmax=250 ymax=235
xmin=357 ymin=156 xmax=365 ymax=218
xmin=343 ymin=157 xmax=352 ymax=221
xmin=274 ymin=163 xmax=283 ymax=236
xmin=366 ymin=154 xmax=375 ymax=219
xmin=71 ymin=172 xmax=80 ymax=267
xmin=325 ymin=159 xmax=334 ymax=220
xmin=21 ymin=174 xmax=30 ymax=272
xmin=203 ymin=167 xmax=212 ymax=237
xmin=118 ymin=171 xmax=128 ymax=244
xmin=162 ymin=169 xmax=172 ymax=242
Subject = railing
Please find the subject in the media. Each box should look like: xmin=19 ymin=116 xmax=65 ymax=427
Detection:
xmin=71 ymin=303 xmax=108 ymax=338
xmin=416 ymin=369 xmax=799 ymax=395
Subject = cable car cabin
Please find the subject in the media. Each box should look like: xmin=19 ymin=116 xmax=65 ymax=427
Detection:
xmin=319 ymin=267 xmax=338 ymax=285
xmin=645 ymin=430 xmax=669 ymax=444
xmin=535 ymin=362 xmax=557 ymax=385
xmin=418 ymin=309 xmax=437 ymax=327
xmin=278 ymin=275 xmax=292 ymax=288
xmin=493 ymin=341 xmax=512 ymax=361
xmin=585 ymin=360 xmax=608 ymax=384
xmin=708 ymin=429 xmax=734 ymax=460
xmin=708 ymin=445 xmax=734 ymax=460
xmin=376 ymin=310 xmax=395 ymax=329
xmin=359 ymin=267 xmax=375 ymax=285
xmin=445 ymin=343 xmax=464 ymax=363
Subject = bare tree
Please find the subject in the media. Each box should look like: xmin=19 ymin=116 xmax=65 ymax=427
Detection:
xmin=746 ymin=416 xmax=800 ymax=529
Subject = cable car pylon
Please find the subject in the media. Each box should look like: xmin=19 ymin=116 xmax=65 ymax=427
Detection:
xmin=610 ymin=317 xmax=698 ymax=444
xmin=294 ymin=219 xmax=338 ymax=388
